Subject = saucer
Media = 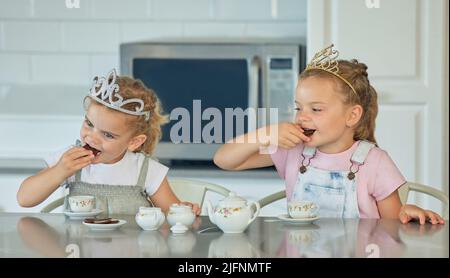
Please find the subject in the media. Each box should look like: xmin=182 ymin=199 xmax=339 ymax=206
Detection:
xmin=64 ymin=208 xmax=103 ymax=220
xmin=277 ymin=214 xmax=320 ymax=225
xmin=82 ymin=219 xmax=127 ymax=231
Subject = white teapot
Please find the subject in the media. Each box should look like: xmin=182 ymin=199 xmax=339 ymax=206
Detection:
xmin=206 ymin=192 xmax=260 ymax=233
xmin=135 ymin=207 xmax=165 ymax=231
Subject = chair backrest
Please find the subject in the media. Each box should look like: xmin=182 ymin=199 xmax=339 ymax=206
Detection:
xmin=257 ymin=182 xmax=449 ymax=219
xmin=398 ymin=182 xmax=449 ymax=219
xmin=257 ymin=190 xmax=286 ymax=209
xmin=40 ymin=197 xmax=65 ymax=213
xmin=168 ymin=178 xmax=231 ymax=209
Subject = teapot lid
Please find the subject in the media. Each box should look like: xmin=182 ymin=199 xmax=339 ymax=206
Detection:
xmin=219 ymin=192 xmax=247 ymax=207
xmin=169 ymin=203 xmax=193 ymax=212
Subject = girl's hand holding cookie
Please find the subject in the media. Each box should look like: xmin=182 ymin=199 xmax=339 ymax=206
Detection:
xmin=54 ymin=147 xmax=95 ymax=178
xmin=265 ymin=122 xmax=310 ymax=149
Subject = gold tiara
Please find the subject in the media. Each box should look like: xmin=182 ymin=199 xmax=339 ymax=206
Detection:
xmin=305 ymin=44 xmax=357 ymax=96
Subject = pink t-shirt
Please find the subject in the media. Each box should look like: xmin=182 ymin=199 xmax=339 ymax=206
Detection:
xmin=270 ymin=141 xmax=406 ymax=218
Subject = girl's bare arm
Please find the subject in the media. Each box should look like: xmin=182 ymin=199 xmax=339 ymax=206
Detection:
xmin=214 ymin=123 xmax=309 ymax=171
xmin=17 ymin=147 xmax=94 ymax=207
xmin=17 ymin=167 xmax=68 ymax=207
xmin=377 ymin=190 xmax=444 ymax=224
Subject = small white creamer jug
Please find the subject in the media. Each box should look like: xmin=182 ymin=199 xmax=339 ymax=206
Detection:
xmin=135 ymin=207 xmax=165 ymax=231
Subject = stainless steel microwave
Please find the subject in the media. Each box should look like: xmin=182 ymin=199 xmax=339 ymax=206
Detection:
xmin=120 ymin=39 xmax=306 ymax=163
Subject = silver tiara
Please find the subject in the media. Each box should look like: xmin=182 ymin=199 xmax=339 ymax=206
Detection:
xmin=88 ymin=69 xmax=150 ymax=120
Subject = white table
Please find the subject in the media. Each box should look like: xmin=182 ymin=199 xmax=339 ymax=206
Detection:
xmin=0 ymin=213 xmax=447 ymax=258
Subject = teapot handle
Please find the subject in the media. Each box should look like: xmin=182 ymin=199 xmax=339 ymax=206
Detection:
xmin=247 ymin=201 xmax=260 ymax=225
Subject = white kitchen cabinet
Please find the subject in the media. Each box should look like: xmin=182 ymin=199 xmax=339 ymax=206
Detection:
xmin=0 ymin=172 xmax=65 ymax=213
xmin=0 ymin=85 xmax=85 ymax=168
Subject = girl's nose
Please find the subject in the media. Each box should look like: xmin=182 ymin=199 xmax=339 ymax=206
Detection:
xmin=296 ymin=110 xmax=310 ymax=124
xmin=86 ymin=129 xmax=101 ymax=145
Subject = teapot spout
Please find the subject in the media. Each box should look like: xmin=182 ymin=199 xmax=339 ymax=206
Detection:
xmin=206 ymin=200 xmax=216 ymax=225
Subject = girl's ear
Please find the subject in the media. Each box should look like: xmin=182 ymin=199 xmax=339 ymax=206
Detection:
xmin=128 ymin=134 xmax=147 ymax=152
xmin=346 ymin=104 xmax=363 ymax=128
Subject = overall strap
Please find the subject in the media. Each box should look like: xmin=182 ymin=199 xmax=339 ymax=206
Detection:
xmin=137 ymin=155 xmax=155 ymax=207
xmin=351 ymin=140 xmax=375 ymax=165
xmin=299 ymin=146 xmax=317 ymax=174
xmin=137 ymin=155 xmax=150 ymax=189
xmin=346 ymin=140 xmax=375 ymax=180
xmin=75 ymin=170 xmax=82 ymax=182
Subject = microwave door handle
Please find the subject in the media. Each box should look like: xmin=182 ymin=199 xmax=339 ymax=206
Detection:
xmin=249 ymin=56 xmax=260 ymax=113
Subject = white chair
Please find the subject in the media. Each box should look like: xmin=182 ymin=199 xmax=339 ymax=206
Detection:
xmin=167 ymin=178 xmax=231 ymax=210
xmin=256 ymin=182 xmax=449 ymax=219
xmin=40 ymin=178 xmax=231 ymax=213
xmin=398 ymin=182 xmax=449 ymax=219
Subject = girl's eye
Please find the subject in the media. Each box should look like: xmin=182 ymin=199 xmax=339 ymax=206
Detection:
xmin=312 ymin=108 xmax=322 ymax=112
xmin=294 ymin=107 xmax=302 ymax=111
xmin=85 ymin=119 xmax=93 ymax=127
xmin=103 ymin=132 xmax=115 ymax=139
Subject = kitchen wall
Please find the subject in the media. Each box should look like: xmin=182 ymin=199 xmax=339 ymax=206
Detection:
xmin=0 ymin=0 xmax=306 ymax=90
xmin=0 ymin=0 xmax=307 ymax=164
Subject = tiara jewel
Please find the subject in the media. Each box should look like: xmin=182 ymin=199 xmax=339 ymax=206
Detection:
xmin=305 ymin=44 xmax=357 ymax=96
xmin=88 ymin=69 xmax=150 ymax=120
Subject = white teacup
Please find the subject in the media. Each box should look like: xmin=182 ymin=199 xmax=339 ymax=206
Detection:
xmin=69 ymin=195 xmax=95 ymax=212
xmin=288 ymin=200 xmax=319 ymax=219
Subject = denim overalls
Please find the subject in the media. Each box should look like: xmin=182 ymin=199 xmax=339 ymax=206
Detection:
xmin=292 ymin=140 xmax=375 ymax=218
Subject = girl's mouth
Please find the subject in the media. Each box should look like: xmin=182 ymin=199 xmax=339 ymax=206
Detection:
xmin=303 ymin=128 xmax=316 ymax=137
xmin=83 ymin=143 xmax=102 ymax=156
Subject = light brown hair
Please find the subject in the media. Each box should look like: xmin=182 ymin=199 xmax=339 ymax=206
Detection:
xmin=299 ymin=59 xmax=378 ymax=145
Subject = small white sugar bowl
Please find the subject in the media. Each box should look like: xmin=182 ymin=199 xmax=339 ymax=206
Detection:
xmin=166 ymin=204 xmax=196 ymax=227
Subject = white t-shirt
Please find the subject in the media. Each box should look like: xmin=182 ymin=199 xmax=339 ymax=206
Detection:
xmin=44 ymin=147 xmax=168 ymax=196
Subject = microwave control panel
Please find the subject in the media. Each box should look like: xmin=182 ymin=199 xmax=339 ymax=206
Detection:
xmin=267 ymin=57 xmax=296 ymax=123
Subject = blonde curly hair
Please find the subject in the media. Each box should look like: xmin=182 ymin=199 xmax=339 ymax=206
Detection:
xmin=85 ymin=75 xmax=168 ymax=155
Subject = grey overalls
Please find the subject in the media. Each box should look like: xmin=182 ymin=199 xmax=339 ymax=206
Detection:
xmin=64 ymin=155 xmax=153 ymax=215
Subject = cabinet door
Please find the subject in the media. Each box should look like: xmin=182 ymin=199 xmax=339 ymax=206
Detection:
xmin=307 ymin=0 xmax=448 ymax=212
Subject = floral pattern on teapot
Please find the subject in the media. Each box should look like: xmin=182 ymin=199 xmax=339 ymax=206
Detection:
xmin=206 ymin=191 xmax=260 ymax=233
xmin=214 ymin=207 xmax=242 ymax=218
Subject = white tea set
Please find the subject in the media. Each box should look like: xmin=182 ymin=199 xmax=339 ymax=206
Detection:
xmin=64 ymin=195 xmax=104 ymax=219
xmin=63 ymin=195 xmax=127 ymax=230
xmin=206 ymin=192 xmax=260 ymax=233
xmin=135 ymin=204 xmax=196 ymax=234
xmin=277 ymin=200 xmax=320 ymax=225
xmin=136 ymin=191 xmax=261 ymax=234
